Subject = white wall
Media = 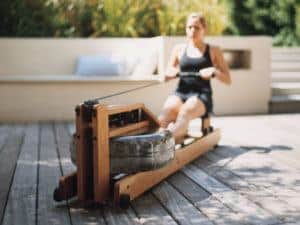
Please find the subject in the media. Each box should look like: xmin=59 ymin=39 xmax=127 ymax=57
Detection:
xmin=0 ymin=37 xmax=164 ymax=76
xmin=0 ymin=36 xmax=272 ymax=122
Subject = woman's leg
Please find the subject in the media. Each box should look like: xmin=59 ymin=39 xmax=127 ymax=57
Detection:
xmin=158 ymin=95 xmax=183 ymax=128
xmin=168 ymin=96 xmax=206 ymax=142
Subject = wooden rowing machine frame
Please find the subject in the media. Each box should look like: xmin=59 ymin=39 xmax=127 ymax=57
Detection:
xmin=53 ymin=101 xmax=221 ymax=209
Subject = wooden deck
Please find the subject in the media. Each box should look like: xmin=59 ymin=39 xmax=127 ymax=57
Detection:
xmin=1 ymin=114 xmax=300 ymax=225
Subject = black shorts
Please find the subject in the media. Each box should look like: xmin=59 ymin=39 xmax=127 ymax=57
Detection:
xmin=174 ymin=91 xmax=213 ymax=117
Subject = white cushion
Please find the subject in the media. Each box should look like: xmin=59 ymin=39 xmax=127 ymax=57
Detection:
xmin=75 ymin=54 xmax=128 ymax=76
xmin=75 ymin=50 xmax=158 ymax=77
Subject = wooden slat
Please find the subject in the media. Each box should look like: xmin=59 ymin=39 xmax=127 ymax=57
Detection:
xmin=267 ymin=115 xmax=300 ymax=169
xmin=120 ymin=126 xmax=149 ymax=136
xmin=1 ymin=114 xmax=300 ymax=224
xmin=54 ymin=123 xmax=106 ymax=225
xmin=54 ymin=123 xmax=76 ymax=175
xmin=109 ymin=121 xmax=150 ymax=138
xmin=213 ymin=115 xmax=300 ymax=215
xmin=214 ymin=119 xmax=300 ymax=193
xmin=212 ymin=143 xmax=300 ymax=222
xmin=0 ymin=125 xmax=11 ymax=154
xmin=255 ymin=115 xmax=300 ymax=170
xmin=37 ymin=123 xmax=71 ymax=225
xmin=168 ymin=172 xmax=210 ymax=202
xmin=214 ymin=115 xmax=300 ymax=170
xmin=212 ymin=146 xmax=300 ymax=210
xmin=167 ymin=172 xmax=247 ymax=225
xmin=194 ymin=195 xmax=247 ymax=225
xmin=76 ymin=105 xmax=91 ymax=201
xmin=107 ymin=103 xmax=144 ymax=115
xmin=2 ymin=125 xmax=36 ymax=225
xmin=131 ymin=192 xmax=178 ymax=225
xmin=0 ymin=125 xmax=24 ymax=224
xmin=103 ymin=206 xmax=142 ymax=225
xmin=93 ymin=105 xmax=110 ymax=203
xmin=200 ymin=150 xmax=239 ymax=175
xmin=196 ymin=152 xmax=300 ymax=221
xmin=153 ymin=181 xmax=214 ymax=225
xmin=114 ymin=129 xmax=221 ymax=204
xmin=182 ymin=164 xmax=280 ymax=225
xmin=215 ymin=168 xmax=300 ymax=219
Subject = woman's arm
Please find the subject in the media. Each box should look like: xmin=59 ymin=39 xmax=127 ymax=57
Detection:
xmin=164 ymin=45 xmax=182 ymax=81
xmin=211 ymin=46 xmax=231 ymax=85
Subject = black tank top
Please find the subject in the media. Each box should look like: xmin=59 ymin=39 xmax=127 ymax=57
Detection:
xmin=176 ymin=44 xmax=213 ymax=94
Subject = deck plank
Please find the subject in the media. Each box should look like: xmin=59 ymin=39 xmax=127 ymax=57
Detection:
xmin=0 ymin=125 xmax=11 ymax=154
xmin=103 ymin=206 xmax=142 ymax=225
xmin=209 ymin=116 xmax=300 ymax=221
xmin=195 ymin=153 xmax=300 ymax=223
xmin=37 ymin=124 xmax=71 ymax=225
xmin=264 ymin=115 xmax=300 ymax=169
xmin=0 ymin=124 xmax=11 ymax=223
xmin=214 ymin=146 xmax=300 ymax=192
xmin=167 ymin=171 xmax=247 ymax=225
xmin=215 ymin=169 xmax=300 ymax=223
xmin=1 ymin=115 xmax=300 ymax=224
xmin=2 ymin=125 xmax=39 ymax=225
xmin=210 ymin=147 xmax=300 ymax=221
xmin=131 ymin=192 xmax=178 ymax=225
xmin=213 ymin=116 xmax=300 ymax=202
xmin=212 ymin=144 xmax=300 ymax=195
xmin=152 ymin=181 xmax=214 ymax=225
xmin=183 ymin=164 xmax=280 ymax=225
xmin=214 ymin=115 xmax=300 ymax=170
xmin=54 ymin=123 xmax=76 ymax=175
xmin=0 ymin=125 xmax=24 ymax=224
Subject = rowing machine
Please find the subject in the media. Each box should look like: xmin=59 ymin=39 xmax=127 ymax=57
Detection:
xmin=53 ymin=101 xmax=221 ymax=209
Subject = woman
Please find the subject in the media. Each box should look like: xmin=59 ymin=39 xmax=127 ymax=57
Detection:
xmin=159 ymin=12 xmax=231 ymax=143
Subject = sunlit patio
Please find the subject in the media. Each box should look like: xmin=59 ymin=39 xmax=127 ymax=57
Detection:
xmin=1 ymin=114 xmax=300 ymax=225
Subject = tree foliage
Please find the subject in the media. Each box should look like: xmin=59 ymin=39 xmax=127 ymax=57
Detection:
xmin=1 ymin=0 xmax=299 ymax=46
xmin=227 ymin=0 xmax=300 ymax=46
xmin=1 ymin=0 xmax=229 ymax=37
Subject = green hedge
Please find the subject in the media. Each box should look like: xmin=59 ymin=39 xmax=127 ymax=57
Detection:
xmin=1 ymin=0 xmax=299 ymax=46
xmin=0 ymin=0 xmax=229 ymax=37
xmin=0 ymin=0 xmax=58 ymax=36
xmin=226 ymin=0 xmax=300 ymax=46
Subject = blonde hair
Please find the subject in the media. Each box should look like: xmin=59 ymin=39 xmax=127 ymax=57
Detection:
xmin=187 ymin=12 xmax=206 ymax=28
